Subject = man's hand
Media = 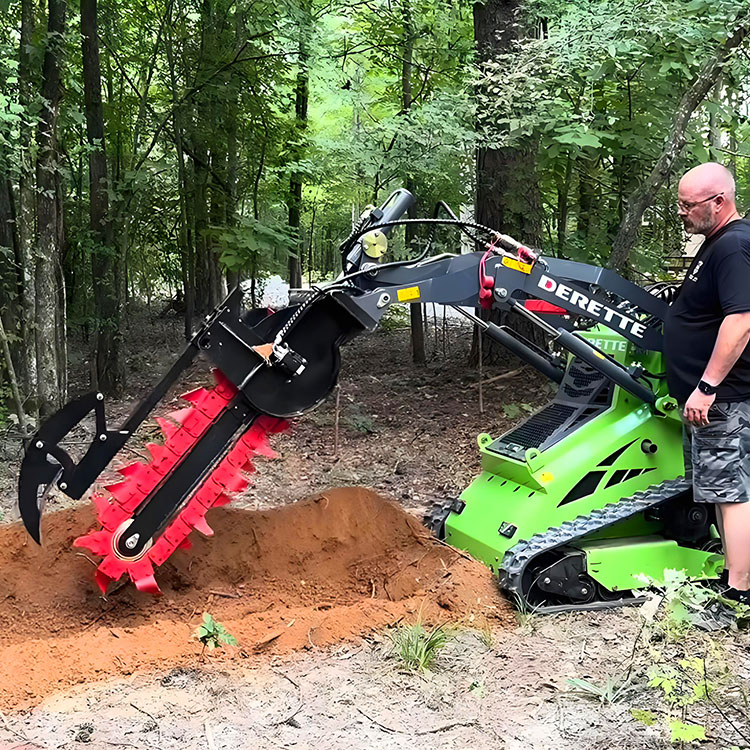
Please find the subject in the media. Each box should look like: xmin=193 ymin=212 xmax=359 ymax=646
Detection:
xmin=684 ymin=388 xmax=716 ymax=426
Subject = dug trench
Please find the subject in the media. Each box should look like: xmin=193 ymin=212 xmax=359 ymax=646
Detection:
xmin=0 ymin=486 xmax=512 ymax=710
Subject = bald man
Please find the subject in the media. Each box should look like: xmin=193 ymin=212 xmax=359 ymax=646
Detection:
xmin=664 ymin=162 xmax=750 ymax=605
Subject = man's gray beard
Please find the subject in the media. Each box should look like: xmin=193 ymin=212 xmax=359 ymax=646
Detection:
xmin=684 ymin=217 xmax=712 ymax=235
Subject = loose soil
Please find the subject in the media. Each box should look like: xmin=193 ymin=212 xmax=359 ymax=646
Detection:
xmin=0 ymin=486 xmax=511 ymax=710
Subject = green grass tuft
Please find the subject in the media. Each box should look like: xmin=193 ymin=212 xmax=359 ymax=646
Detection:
xmin=388 ymin=622 xmax=454 ymax=672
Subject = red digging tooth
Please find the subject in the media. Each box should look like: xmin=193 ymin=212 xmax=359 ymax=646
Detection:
xmin=180 ymin=387 xmax=208 ymax=404
xmin=171 ymin=408 xmax=207 ymax=437
xmin=117 ymin=462 xmax=143 ymax=478
xmin=98 ymin=555 xmax=128 ymax=585
xmin=155 ymin=417 xmax=180 ymax=440
xmin=130 ymin=564 xmax=161 ymax=595
xmin=241 ymin=460 xmax=258 ymax=475
xmin=213 ymin=493 xmax=232 ymax=507
xmin=192 ymin=516 xmax=214 ymax=537
xmin=182 ymin=506 xmax=214 ymax=537
xmin=95 ymin=569 xmax=113 ymax=594
xmin=225 ymin=474 xmax=249 ymax=494
xmin=248 ymin=440 xmax=278 ymax=460
xmin=168 ymin=407 xmax=194 ymax=426
xmin=73 ymin=530 xmax=111 ymax=556
xmin=91 ymin=492 xmax=110 ymax=516
xmin=104 ymin=480 xmax=137 ymax=506
xmin=178 ymin=538 xmax=192 ymax=550
xmin=146 ymin=442 xmax=171 ymax=471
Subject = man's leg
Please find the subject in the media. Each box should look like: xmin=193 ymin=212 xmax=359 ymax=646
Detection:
xmin=718 ymin=501 xmax=750 ymax=590
xmin=689 ymin=401 xmax=747 ymax=589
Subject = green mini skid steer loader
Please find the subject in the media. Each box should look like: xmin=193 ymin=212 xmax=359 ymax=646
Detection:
xmin=17 ymin=188 xmax=722 ymax=609
xmin=428 ymin=323 xmax=722 ymax=612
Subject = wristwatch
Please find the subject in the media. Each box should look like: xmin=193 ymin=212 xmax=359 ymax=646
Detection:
xmin=697 ymin=379 xmax=718 ymax=396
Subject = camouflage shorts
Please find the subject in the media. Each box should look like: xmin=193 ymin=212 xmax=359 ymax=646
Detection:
xmin=682 ymin=400 xmax=750 ymax=503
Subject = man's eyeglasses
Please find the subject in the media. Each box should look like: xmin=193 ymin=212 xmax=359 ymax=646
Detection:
xmin=676 ymin=192 xmax=724 ymax=212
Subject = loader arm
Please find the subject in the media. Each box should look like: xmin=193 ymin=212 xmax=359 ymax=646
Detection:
xmin=17 ymin=187 xmax=670 ymax=595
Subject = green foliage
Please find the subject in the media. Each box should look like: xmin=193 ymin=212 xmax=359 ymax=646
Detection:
xmin=563 ymin=569 xmax=750 ymax=745
xmin=5 ymin=0 xmax=750 ymax=413
xmin=667 ymin=719 xmax=706 ymax=744
xmin=379 ymin=305 xmax=411 ymax=331
xmin=477 ymin=0 xmax=750 ymax=264
xmin=630 ymin=708 xmax=658 ymax=726
xmin=216 ymin=216 xmax=295 ymax=274
xmin=193 ymin=613 xmax=238 ymax=652
xmin=637 ymin=568 xmax=750 ymax=635
xmin=647 ymin=658 xmax=710 ymax=709
xmin=388 ymin=621 xmax=454 ymax=672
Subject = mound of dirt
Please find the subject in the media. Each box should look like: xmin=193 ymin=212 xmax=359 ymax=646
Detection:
xmin=0 ymin=487 xmax=512 ymax=709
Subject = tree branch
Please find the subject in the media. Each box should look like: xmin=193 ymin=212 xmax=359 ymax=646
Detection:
xmin=608 ymin=17 xmax=750 ymax=271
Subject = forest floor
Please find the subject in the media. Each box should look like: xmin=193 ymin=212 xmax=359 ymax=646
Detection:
xmin=0 ymin=306 xmax=749 ymax=750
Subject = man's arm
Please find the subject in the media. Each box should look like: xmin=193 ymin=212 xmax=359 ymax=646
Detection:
xmin=684 ymin=311 xmax=750 ymax=426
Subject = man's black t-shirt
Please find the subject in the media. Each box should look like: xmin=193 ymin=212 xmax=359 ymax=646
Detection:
xmin=664 ymin=219 xmax=750 ymax=403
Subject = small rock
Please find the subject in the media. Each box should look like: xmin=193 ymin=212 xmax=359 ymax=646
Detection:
xmin=74 ymin=723 xmax=94 ymax=743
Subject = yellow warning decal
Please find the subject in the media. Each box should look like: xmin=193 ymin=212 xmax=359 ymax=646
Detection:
xmin=540 ymin=471 xmax=554 ymax=483
xmin=397 ymin=286 xmax=421 ymax=302
xmin=502 ymin=257 xmax=534 ymax=274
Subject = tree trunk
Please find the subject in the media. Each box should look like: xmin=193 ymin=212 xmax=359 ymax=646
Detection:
xmin=82 ymin=0 xmax=123 ymax=395
xmin=17 ymin=0 xmax=37 ymax=406
xmin=225 ymin=56 xmax=240 ymax=294
xmin=471 ymin=0 xmax=544 ymax=367
xmin=193 ymin=141 xmax=211 ymax=311
xmin=474 ymin=0 xmax=543 ymax=246
xmin=35 ymin=0 xmax=67 ymax=417
xmin=400 ymin=0 xmax=425 ymax=364
xmin=0 ymin=170 xmax=20 ymax=335
xmin=608 ymin=20 xmax=750 ymax=271
xmin=288 ymin=0 xmax=310 ymax=289
xmin=708 ymin=79 xmax=722 ymax=161
xmin=167 ymin=12 xmax=195 ymax=339
xmin=0 ymin=313 xmax=29 ymax=432
xmin=556 ymin=154 xmax=572 ymax=256
xmin=208 ymin=146 xmax=226 ymax=307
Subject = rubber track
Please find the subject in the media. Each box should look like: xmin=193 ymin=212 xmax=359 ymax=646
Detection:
xmin=74 ymin=370 xmax=287 ymax=594
xmin=499 ymin=477 xmax=693 ymax=613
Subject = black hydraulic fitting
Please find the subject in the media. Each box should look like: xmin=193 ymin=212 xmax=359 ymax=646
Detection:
xmin=641 ymin=439 xmax=658 ymax=454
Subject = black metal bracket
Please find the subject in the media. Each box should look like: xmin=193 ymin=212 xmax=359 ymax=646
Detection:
xmin=18 ymin=392 xmax=131 ymax=543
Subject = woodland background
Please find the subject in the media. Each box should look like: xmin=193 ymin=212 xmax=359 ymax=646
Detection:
xmin=0 ymin=0 xmax=749 ymax=426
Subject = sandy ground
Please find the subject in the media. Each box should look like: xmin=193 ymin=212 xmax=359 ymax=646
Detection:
xmin=5 ymin=611 xmax=748 ymax=750
xmin=0 ymin=617 xmax=656 ymax=750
